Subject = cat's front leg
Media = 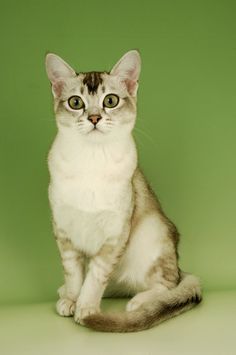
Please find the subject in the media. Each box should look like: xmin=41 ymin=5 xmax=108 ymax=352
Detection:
xmin=74 ymin=240 xmax=126 ymax=325
xmin=55 ymin=234 xmax=84 ymax=317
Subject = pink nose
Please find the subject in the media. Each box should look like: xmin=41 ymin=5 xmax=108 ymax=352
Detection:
xmin=88 ymin=115 xmax=102 ymax=125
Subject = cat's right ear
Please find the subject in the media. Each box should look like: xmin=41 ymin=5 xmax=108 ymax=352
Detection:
xmin=110 ymin=50 xmax=141 ymax=97
xmin=45 ymin=53 xmax=76 ymax=97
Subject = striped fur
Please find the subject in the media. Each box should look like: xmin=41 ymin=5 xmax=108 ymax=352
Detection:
xmin=45 ymin=50 xmax=202 ymax=333
xmin=82 ymin=72 xmax=104 ymax=94
xmin=83 ymin=273 xmax=202 ymax=332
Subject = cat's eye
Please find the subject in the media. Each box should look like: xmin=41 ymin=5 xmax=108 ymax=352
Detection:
xmin=103 ymin=94 xmax=119 ymax=108
xmin=68 ymin=96 xmax=85 ymax=110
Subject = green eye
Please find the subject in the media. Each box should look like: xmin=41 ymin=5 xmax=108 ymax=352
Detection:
xmin=103 ymin=94 xmax=119 ymax=108
xmin=68 ymin=96 xmax=85 ymax=110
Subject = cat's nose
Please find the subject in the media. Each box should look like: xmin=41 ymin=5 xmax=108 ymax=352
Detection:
xmin=88 ymin=114 xmax=102 ymax=125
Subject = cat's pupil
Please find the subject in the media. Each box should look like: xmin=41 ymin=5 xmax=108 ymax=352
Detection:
xmin=74 ymin=99 xmax=78 ymax=106
xmin=108 ymin=98 xmax=113 ymax=104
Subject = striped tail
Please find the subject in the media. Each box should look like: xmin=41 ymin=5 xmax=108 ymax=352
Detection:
xmin=82 ymin=273 xmax=202 ymax=332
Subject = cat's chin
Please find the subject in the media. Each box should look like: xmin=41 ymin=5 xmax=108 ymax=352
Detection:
xmin=84 ymin=127 xmax=108 ymax=143
xmin=87 ymin=128 xmax=105 ymax=137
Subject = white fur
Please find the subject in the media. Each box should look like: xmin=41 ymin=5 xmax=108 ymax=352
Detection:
xmin=49 ymin=128 xmax=137 ymax=256
xmin=46 ymin=51 xmax=188 ymax=326
xmin=114 ymin=214 xmax=168 ymax=290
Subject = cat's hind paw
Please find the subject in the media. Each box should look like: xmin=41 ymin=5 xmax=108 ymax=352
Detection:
xmin=126 ymin=293 xmax=146 ymax=312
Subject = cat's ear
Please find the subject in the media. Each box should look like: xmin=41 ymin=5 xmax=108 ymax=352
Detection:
xmin=45 ymin=53 xmax=76 ymax=97
xmin=110 ymin=50 xmax=141 ymax=96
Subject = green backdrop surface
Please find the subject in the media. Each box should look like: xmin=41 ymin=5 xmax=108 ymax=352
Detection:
xmin=0 ymin=0 xmax=235 ymax=305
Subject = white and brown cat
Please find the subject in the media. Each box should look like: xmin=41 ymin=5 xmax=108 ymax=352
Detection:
xmin=45 ymin=50 xmax=202 ymax=332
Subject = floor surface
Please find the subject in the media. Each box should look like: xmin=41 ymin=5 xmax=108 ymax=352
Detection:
xmin=1 ymin=291 xmax=235 ymax=355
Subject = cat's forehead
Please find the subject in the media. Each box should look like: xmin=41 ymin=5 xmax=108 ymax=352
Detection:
xmin=64 ymin=72 xmax=124 ymax=98
xmin=80 ymin=71 xmax=106 ymax=95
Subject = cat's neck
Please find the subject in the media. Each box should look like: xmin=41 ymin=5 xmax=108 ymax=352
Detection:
xmin=51 ymin=127 xmax=138 ymax=172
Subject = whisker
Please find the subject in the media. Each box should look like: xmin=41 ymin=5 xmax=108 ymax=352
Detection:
xmin=133 ymin=126 xmax=157 ymax=147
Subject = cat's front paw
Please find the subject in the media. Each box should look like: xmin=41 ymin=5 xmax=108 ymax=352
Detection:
xmin=56 ymin=298 xmax=76 ymax=317
xmin=74 ymin=303 xmax=100 ymax=325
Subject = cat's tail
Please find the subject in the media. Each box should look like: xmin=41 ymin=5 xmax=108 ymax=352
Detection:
xmin=82 ymin=272 xmax=202 ymax=332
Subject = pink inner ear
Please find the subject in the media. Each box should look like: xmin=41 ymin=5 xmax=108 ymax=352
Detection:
xmin=125 ymin=78 xmax=137 ymax=96
xmin=52 ymin=80 xmax=64 ymax=97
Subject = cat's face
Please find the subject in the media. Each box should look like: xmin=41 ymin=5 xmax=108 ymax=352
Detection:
xmin=45 ymin=51 xmax=141 ymax=143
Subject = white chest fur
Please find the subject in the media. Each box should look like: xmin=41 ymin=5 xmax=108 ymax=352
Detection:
xmin=48 ymin=132 xmax=137 ymax=255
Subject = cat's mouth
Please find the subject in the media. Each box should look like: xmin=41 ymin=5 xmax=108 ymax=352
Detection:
xmin=89 ymin=126 xmax=104 ymax=134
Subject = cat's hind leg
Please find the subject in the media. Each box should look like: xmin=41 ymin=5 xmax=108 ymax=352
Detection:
xmin=126 ymin=284 xmax=168 ymax=312
xmin=126 ymin=273 xmax=202 ymax=314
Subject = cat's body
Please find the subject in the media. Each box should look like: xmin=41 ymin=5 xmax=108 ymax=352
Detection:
xmin=46 ymin=51 xmax=202 ymax=332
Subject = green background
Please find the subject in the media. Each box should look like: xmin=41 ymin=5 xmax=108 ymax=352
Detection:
xmin=0 ymin=0 xmax=235 ymax=305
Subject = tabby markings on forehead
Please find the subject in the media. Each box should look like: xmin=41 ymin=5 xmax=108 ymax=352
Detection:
xmin=80 ymin=86 xmax=85 ymax=95
xmin=82 ymin=71 xmax=106 ymax=94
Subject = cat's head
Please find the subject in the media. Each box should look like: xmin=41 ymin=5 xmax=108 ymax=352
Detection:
xmin=45 ymin=50 xmax=141 ymax=143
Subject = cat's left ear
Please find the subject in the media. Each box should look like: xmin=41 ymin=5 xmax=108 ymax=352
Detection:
xmin=110 ymin=50 xmax=141 ymax=97
xmin=45 ymin=53 xmax=76 ymax=97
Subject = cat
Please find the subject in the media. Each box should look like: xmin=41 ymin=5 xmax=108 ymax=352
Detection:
xmin=45 ymin=50 xmax=202 ymax=332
